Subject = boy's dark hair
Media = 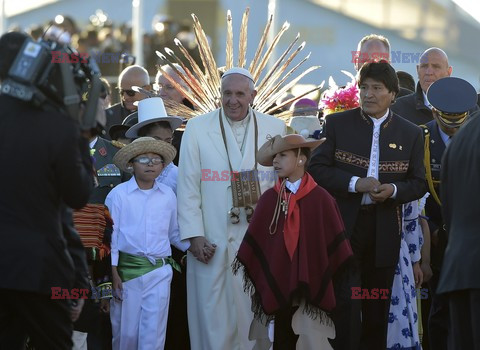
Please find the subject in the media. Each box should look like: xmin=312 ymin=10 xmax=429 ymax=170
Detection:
xmin=358 ymin=61 xmax=399 ymax=97
xmin=290 ymin=147 xmax=312 ymax=168
xmin=138 ymin=121 xmax=172 ymax=137
xmin=0 ymin=32 xmax=29 ymax=80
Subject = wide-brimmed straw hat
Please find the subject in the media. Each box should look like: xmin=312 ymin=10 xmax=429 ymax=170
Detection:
xmin=125 ymin=97 xmax=183 ymax=138
xmin=257 ymin=134 xmax=325 ymax=166
xmin=113 ymin=136 xmax=177 ymax=172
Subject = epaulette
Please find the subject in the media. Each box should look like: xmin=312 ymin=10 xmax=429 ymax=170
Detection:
xmin=111 ymin=140 xmax=126 ymax=149
xmin=420 ymin=124 xmax=429 ymax=135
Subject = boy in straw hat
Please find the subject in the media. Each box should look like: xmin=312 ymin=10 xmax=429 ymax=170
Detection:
xmin=125 ymin=97 xmax=183 ymax=194
xmin=233 ymin=134 xmax=353 ymax=349
xmin=105 ymin=137 xmax=198 ymax=349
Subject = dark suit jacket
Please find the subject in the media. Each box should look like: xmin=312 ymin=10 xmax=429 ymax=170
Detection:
xmin=105 ymin=102 xmax=133 ymax=140
xmin=438 ymin=113 xmax=480 ymax=293
xmin=0 ymin=95 xmax=93 ymax=294
xmin=309 ymin=108 xmax=426 ymax=267
xmin=391 ymin=82 xmax=434 ymax=125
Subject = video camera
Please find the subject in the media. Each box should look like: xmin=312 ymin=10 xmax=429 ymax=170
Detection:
xmin=0 ymin=37 xmax=102 ymax=130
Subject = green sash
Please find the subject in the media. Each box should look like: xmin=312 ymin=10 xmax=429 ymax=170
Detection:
xmin=118 ymin=251 xmax=181 ymax=282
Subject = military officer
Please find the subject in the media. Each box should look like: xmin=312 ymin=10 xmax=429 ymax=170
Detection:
xmin=72 ymin=133 xmax=127 ymax=350
xmin=421 ymin=76 xmax=478 ymax=350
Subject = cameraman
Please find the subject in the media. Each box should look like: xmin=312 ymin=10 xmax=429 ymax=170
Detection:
xmin=0 ymin=32 xmax=94 ymax=349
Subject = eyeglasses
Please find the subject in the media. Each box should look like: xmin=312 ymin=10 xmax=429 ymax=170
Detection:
xmin=119 ymin=89 xmax=137 ymax=97
xmin=132 ymin=156 xmax=164 ymax=165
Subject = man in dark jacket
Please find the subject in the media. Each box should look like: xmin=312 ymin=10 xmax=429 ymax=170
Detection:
xmin=438 ymin=109 xmax=480 ymax=350
xmin=421 ymin=77 xmax=478 ymax=350
xmin=309 ymin=62 xmax=426 ymax=350
xmin=391 ymin=47 xmax=455 ymax=125
xmin=104 ymin=65 xmax=150 ymax=139
xmin=0 ymin=32 xmax=93 ymax=349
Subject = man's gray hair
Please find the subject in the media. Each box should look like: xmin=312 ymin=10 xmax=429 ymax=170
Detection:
xmin=357 ymin=34 xmax=390 ymax=53
xmin=118 ymin=65 xmax=150 ymax=86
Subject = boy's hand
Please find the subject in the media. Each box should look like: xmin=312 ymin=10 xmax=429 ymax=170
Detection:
xmin=189 ymin=236 xmax=217 ymax=264
xmin=70 ymin=299 xmax=85 ymax=322
xmin=112 ymin=268 xmax=123 ymax=301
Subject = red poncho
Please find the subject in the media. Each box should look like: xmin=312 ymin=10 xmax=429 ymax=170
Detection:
xmin=233 ymin=173 xmax=352 ymax=321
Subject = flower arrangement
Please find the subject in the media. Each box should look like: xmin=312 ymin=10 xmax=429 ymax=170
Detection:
xmin=320 ymin=70 xmax=359 ymax=116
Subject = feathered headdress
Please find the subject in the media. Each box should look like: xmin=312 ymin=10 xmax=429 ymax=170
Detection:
xmin=135 ymin=8 xmax=322 ymax=119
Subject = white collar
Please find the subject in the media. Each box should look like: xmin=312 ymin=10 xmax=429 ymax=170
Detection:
xmin=286 ymin=178 xmax=302 ymax=194
xmin=89 ymin=137 xmax=98 ymax=149
xmin=423 ymin=91 xmax=432 ymax=109
xmin=369 ymin=109 xmax=390 ymax=126
xmin=225 ymin=108 xmax=251 ymax=127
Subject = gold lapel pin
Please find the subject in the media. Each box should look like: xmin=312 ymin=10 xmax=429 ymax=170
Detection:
xmin=389 ymin=143 xmax=397 ymax=149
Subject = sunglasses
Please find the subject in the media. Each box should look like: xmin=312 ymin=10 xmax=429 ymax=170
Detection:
xmin=119 ymin=89 xmax=137 ymax=97
xmin=118 ymin=85 xmax=149 ymax=97
xmin=132 ymin=156 xmax=164 ymax=165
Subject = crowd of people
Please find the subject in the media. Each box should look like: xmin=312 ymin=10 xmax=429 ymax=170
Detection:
xmin=0 ymin=12 xmax=480 ymax=350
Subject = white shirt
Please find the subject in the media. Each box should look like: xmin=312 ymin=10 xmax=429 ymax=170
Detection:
xmin=348 ymin=109 xmax=397 ymax=203
xmin=286 ymin=178 xmax=302 ymax=194
xmin=423 ymin=91 xmax=432 ymax=110
xmin=89 ymin=137 xmax=98 ymax=149
xmin=105 ymin=176 xmax=189 ymax=266
xmin=156 ymin=162 xmax=178 ymax=195
xmin=226 ymin=110 xmax=251 ymax=154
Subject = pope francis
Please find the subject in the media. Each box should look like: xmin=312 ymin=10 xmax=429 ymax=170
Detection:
xmin=177 ymin=67 xmax=286 ymax=350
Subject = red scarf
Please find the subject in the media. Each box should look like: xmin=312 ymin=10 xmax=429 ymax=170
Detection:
xmin=274 ymin=173 xmax=317 ymax=259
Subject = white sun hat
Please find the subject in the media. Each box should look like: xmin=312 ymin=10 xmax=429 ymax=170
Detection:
xmin=125 ymin=97 xmax=183 ymax=138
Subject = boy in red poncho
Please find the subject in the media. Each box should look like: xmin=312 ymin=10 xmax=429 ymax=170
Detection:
xmin=233 ymin=134 xmax=353 ymax=349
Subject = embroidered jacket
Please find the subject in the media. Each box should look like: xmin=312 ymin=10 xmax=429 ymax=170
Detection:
xmin=309 ymin=107 xmax=426 ymax=267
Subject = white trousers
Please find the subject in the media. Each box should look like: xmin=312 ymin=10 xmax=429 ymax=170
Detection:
xmin=111 ymin=265 xmax=173 ymax=350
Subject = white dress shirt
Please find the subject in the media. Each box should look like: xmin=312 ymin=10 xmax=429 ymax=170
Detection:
xmin=89 ymin=137 xmax=98 ymax=149
xmin=105 ymin=176 xmax=189 ymax=266
xmin=286 ymin=178 xmax=302 ymax=194
xmin=226 ymin=111 xmax=251 ymax=154
xmin=348 ymin=109 xmax=397 ymax=204
xmin=423 ymin=91 xmax=432 ymax=109
xmin=156 ymin=162 xmax=178 ymax=195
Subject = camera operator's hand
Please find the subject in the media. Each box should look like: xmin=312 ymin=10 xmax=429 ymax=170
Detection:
xmin=70 ymin=298 xmax=85 ymax=322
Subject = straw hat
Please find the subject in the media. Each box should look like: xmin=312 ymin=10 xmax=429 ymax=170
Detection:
xmin=257 ymin=134 xmax=325 ymax=166
xmin=113 ymin=136 xmax=177 ymax=172
xmin=125 ymin=97 xmax=183 ymax=138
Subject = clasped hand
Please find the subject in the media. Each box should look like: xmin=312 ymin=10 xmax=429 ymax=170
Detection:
xmin=189 ymin=236 xmax=217 ymax=264
xmin=355 ymin=176 xmax=394 ymax=203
